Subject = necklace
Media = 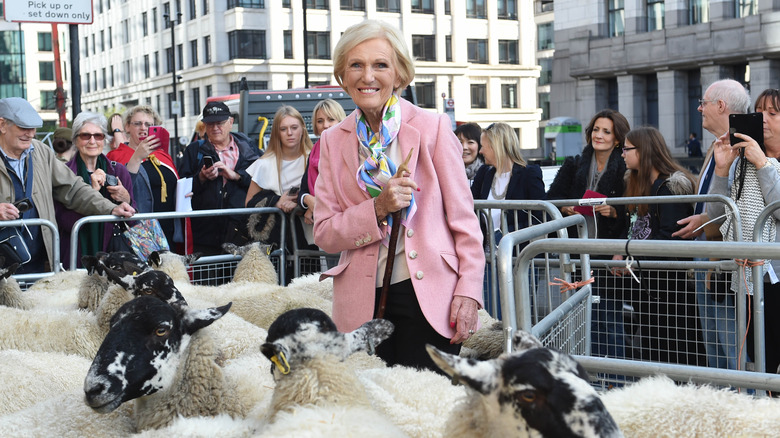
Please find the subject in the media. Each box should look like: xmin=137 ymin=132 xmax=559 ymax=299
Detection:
xmin=490 ymin=172 xmax=510 ymax=200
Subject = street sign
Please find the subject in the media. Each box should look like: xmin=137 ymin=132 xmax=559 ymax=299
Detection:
xmin=4 ymin=0 xmax=94 ymax=24
xmin=442 ymin=97 xmax=455 ymax=130
xmin=171 ymin=101 xmax=181 ymax=117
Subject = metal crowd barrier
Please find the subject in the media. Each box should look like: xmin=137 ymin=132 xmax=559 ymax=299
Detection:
xmin=500 ymin=217 xmax=780 ymax=394
xmin=0 ymin=218 xmax=61 ymax=289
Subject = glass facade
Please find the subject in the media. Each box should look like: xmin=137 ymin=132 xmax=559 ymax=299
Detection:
xmin=0 ymin=31 xmax=26 ymax=98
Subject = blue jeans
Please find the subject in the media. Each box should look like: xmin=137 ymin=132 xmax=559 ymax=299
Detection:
xmin=591 ymin=294 xmax=626 ymax=359
xmin=695 ymin=266 xmax=739 ymax=369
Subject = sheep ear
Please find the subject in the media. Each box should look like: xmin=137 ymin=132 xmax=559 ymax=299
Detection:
xmin=181 ymin=302 xmax=232 ymax=335
xmin=0 ymin=260 xmax=19 ymax=279
xmin=82 ymin=255 xmax=100 ymax=274
xmin=512 ymin=331 xmax=543 ymax=353
xmin=147 ymin=251 xmax=162 ymax=268
xmin=426 ymin=344 xmax=500 ymax=395
xmin=185 ymin=252 xmax=202 ymax=264
xmin=222 ymin=243 xmax=239 ymax=255
xmin=103 ymin=265 xmax=132 ymax=289
xmin=346 ymin=319 xmax=395 ymax=356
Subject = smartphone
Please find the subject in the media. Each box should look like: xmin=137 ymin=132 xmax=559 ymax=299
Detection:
xmin=729 ymin=113 xmax=764 ymax=152
xmin=287 ymin=186 xmax=300 ymax=196
xmin=148 ymin=126 xmax=170 ymax=153
xmin=203 ymin=156 xmax=214 ymax=168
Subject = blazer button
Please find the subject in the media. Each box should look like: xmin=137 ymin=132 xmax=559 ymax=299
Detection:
xmin=409 ymin=250 xmax=418 ymax=259
xmin=407 ymin=229 xmax=414 ymax=238
xmin=416 ymin=271 xmax=424 ymax=280
xmin=365 ymin=235 xmax=372 ymax=242
xmin=355 ymin=241 xmax=361 ymax=247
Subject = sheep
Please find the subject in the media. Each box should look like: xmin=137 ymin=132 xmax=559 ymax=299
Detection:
xmin=460 ymin=309 xmax=503 ymax=360
xmin=84 ymin=296 xmax=251 ymax=431
xmin=77 ymin=251 xmax=148 ymax=312
xmin=147 ymin=250 xmax=201 ymax=284
xmin=259 ymin=308 xmax=397 ymax=423
xmin=0 ymin=349 xmax=93 ymax=415
xmin=427 ymin=330 xmax=622 ymax=438
xmin=0 ymin=260 xmax=28 ymax=309
xmin=222 ymin=242 xmax=278 ymax=284
xmin=601 ymin=375 xmax=780 ymax=437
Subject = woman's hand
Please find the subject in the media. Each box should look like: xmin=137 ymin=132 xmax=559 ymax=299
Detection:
xmin=132 ymin=135 xmax=161 ymax=162
xmin=713 ymin=131 xmax=745 ymax=176
xmin=374 ymin=171 xmax=418 ymax=219
xmin=303 ymin=195 xmax=316 ymax=225
xmin=561 ymin=206 xmax=579 ymax=216
xmin=90 ymin=169 xmax=106 ymax=191
xmin=105 ymin=178 xmax=131 ymax=204
xmin=594 ymin=204 xmax=616 ymax=218
xmin=449 ymin=295 xmax=479 ymax=344
xmin=275 ymin=193 xmax=298 ymax=213
xmin=610 ymin=254 xmax=625 ymax=277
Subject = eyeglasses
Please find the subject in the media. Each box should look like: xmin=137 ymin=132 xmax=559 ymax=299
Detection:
xmin=77 ymin=132 xmax=106 ymax=141
xmin=698 ymin=99 xmax=717 ymax=106
xmin=130 ymin=121 xmax=153 ymax=128
xmin=622 ymin=147 xmax=636 ymax=153
xmin=205 ymin=119 xmax=230 ymax=127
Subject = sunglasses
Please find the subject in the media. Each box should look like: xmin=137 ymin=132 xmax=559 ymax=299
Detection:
xmin=77 ymin=132 xmax=106 ymax=141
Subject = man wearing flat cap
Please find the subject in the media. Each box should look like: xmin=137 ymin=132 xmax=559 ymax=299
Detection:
xmin=0 ymin=97 xmax=135 ymax=273
xmin=179 ymin=101 xmax=260 ymax=261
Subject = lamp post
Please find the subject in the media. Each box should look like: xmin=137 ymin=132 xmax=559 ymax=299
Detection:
xmin=163 ymin=12 xmax=182 ymax=160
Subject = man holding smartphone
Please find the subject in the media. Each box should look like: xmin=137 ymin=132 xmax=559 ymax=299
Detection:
xmin=179 ymin=102 xmax=261 ymax=264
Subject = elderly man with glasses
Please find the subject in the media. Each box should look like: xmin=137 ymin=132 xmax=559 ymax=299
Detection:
xmin=0 ymin=98 xmax=135 ymax=273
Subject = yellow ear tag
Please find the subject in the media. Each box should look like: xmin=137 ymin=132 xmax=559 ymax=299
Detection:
xmin=271 ymin=352 xmax=290 ymax=375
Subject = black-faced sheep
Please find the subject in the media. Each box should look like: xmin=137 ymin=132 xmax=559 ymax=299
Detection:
xmin=427 ymin=331 xmax=623 ymax=438
xmin=84 ymin=296 xmax=248 ymax=431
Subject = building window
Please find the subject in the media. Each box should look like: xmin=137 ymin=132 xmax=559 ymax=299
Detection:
xmin=445 ymin=35 xmax=452 ymax=62
xmin=467 ymin=39 xmax=488 ymax=64
xmin=535 ymin=0 xmax=553 ymax=13
xmin=737 ymin=0 xmax=757 ymax=17
xmin=411 ymin=0 xmax=433 ymax=13
xmin=38 ymin=32 xmax=52 ymax=51
xmin=206 ymin=85 xmax=212 ymax=98
xmin=142 ymin=12 xmax=148 ymax=36
xmin=152 ymin=8 xmax=158 ymax=32
xmin=40 ymin=91 xmax=56 ymax=110
xmin=166 ymin=47 xmax=173 ymax=73
xmin=306 ymin=0 xmax=328 ymax=9
xmin=608 ymin=0 xmax=624 ymax=37
xmin=110 ymin=66 xmax=115 ymax=86
xmin=39 ymin=61 xmax=54 ymax=81
xmin=497 ymin=0 xmax=517 ymax=19
xmin=647 ymin=0 xmax=664 ymax=31
xmin=97 ymin=0 xmax=103 ymax=13
xmin=108 ymin=27 xmax=113 ymax=48
xmin=0 ymin=31 xmax=26 ymax=99
xmin=85 ymin=72 xmax=91 ymax=93
xmin=202 ymin=0 xmax=208 ymax=14
xmin=167 ymin=92 xmax=176 ymax=118
xmin=179 ymin=90 xmax=185 ymax=117
xmin=100 ymin=30 xmax=104 ymax=52
xmin=466 ymin=0 xmax=486 ymax=18
xmin=123 ymin=19 xmax=130 ymax=44
xmin=340 ymin=0 xmax=364 ymax=10
xmin=444 ymin=0 xmax=450 ymax=14
xmin=229 ymin=80 xmax=268 ymax=93
xmin=83 ymin=37 xmax=88 ymax=57
xmin=412 ymin=35 xmax=435 ymax=62
xmin=306 ymin=31 xmax=331 ymax=60
xmin=470 ymin=84 xmax=487 ymax=108
xmin=538 ymin=92 xmax=550 ymax=120
xmin=229 ymin=30 xmax=267 ymax=59
xmin=537 ymin=22 xmax=554 ymax=51
xmin=93 ymin=70 xmax=97 ymax=91
xmin=144 ymin=54 xmax=150 ymax=78
xmin=283 ymin=0 xmax=290 ymax=6
xmin=498 ymin=40 xmax=518 ymax=64
xmin=190 ymin=39 xmax=198 ymax=67
xmin=189 ymin=0 xmax=196 ymax=18
xmin=203 ymin=36 xmax=211 ymax=63
xmin=283 ymin=30 xmax=293 ymax=59
xmin=538 ymin=57 xmax=552 ymax=86
xmin=227 ymin=0 xmax=263 ymax=8
xmin=163 ymin=3 xmax=171 ymax=28
xmin=415 ymin=82 xmax=436 ymax=108
xmin=376 ymin=0 xmax=399 ymax=12
xmin=91 ymin=34 xmax=95 ymax=55
xmin=153 ymin=51 xmax=159 ymax=76
xmin=177 ymin=44 xmax=183 ymax=71
xmin=192 ymin=88 xmax=201 ymax=116
xmin=501 ymin=84 xmax=517 ymax=109
xmin=689 ymin=0 xmax=709 ymax=24
xmin=124 ymin=60 xmax=131 ymax=83
xmin=101 ymin=68 xmax=106 ymax=88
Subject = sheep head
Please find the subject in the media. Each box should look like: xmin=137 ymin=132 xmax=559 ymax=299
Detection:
xmin=84 ymin=296 xmax=231 ymax=413
xmin=147 ymin=250 xmax=201 ymax=269
xmin=261 ymin=308 xmax=394 ymax=376
xmin=104 ymin=268 xmax=188 ymax=308
xmin=427 ymin=331 xmax=622 ymax=438
xmin=0 ymin=257 xmax=19 ymax=279
xmin=222 ymin=241 xmax=275 ymax=257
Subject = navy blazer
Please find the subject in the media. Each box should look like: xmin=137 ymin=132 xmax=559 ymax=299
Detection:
xmin=471 ymin=162 xmax=546 ymax=233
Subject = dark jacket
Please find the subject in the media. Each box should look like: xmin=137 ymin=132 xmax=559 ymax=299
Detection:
xmin=471 ymin=162 xmax=546 ymax=241
xmin=620 ymin=170 xmax=694 ymax=241
xmin=547 ymin=146 xmax=627 ymax=239
xmin=179 ymin=132 xmax=261 ymax=249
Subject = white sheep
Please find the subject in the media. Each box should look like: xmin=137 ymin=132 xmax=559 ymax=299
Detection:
xmin=427 ymin=330 xmax=622 ymax=438
xmin=84 ymin=296 xmax=257 ymax=431
xmin=147 ymin=250 xmax=201 ymax=284
xmin=601 ymin=375 xmax=780 ymax=437
xmin=222 ymin=242 xmax=279 ymax=284
xmin=0 ymin=261 xmax=29 ymax=309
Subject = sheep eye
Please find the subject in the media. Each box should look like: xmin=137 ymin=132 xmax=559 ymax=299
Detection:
xmin=155 ymin=327 xmax=168 ymax=337
xmin=519 ymin=390 xmax=536 ymax=403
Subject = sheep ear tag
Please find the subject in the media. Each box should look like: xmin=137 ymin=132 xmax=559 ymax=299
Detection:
xmin=271 ymin=352 xmax=290 ymax=375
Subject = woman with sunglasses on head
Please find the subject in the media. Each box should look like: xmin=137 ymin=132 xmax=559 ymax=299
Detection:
xmin=106 ymin=105 xmax=180 ymax=247
xmin=55 ymin=112 xmax=136 ymax=269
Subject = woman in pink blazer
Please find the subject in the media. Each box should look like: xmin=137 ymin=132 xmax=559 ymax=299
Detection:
xmin=314 ymin=21 xmax=485 ymax=372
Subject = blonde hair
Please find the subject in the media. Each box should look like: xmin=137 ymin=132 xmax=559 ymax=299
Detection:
xmin=333 ymin=20 xmax=415 ymax=94
xmin=312 ymin=99 xmax=347 ymax=136
xmin=482 ymin=122 xmax=526 ymax=173
xmin=123 ymin=105 xmax=162 ymax=127
xmin=264 ymin=105 xmax=313 ymax=192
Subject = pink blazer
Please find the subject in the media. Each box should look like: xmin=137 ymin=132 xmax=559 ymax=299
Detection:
xmin=314 ymin=98 xmax=485 ymax=337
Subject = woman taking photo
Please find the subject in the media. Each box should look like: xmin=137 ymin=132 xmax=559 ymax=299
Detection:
xmin=618 ymin=126 xmax=703 ymax=366
xmin=56 ymin=112 xmax=135 ymax=268
xmin=708 ymin=88 xmax=780 ymax=375
xmin=313 ymin=20 xmax=484 ymax=372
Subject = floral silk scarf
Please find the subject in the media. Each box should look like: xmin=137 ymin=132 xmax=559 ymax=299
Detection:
xmin=355 ymin=94 xmax=416 ymax=246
